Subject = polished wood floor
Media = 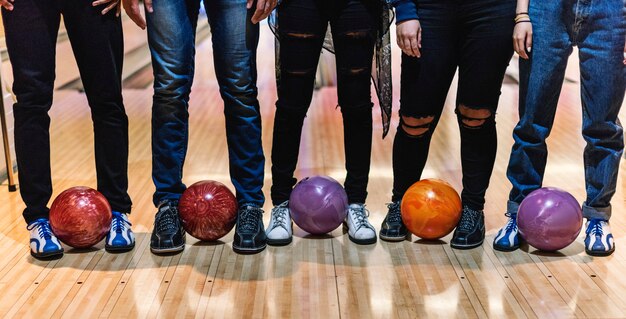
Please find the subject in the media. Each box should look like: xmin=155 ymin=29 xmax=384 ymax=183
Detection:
xmin=0 ymin=22 xmax=626 ymax=319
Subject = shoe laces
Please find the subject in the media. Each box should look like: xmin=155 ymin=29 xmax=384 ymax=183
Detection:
xmin=457 ymin=207 xmax=480 ymax=232
xmin=586 ymin=219 xmax=606 ymax=236
xmin=239 ymin=205 xmax=263 ymax=232
xmin=112 ymin=212 xmax=132 ymax=234
xmin=27 ymin=219 xmax=52 ymax=240
xmin=269 ymin=201 xmax=289 ymax=231
xmin=349 ymin=204 xmax=371 ymax=230
xmin=386 ymin=201 xmax=402 ymax=223
xmin=504 ymin=212 xmax=518 ymax=232
xmin=156 ymin=204 xmax=179 ymax=233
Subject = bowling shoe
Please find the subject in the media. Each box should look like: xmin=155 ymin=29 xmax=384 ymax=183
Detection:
xmin=345 ymin=203 xmax=377 ymax=245
xmin=106 ymin=211 xmax=135 ymax=252
xmin=493 ymin=212 xmax=520 ymax=251
xmin=266 ymin=201 xmax=293 ymax=246
xmin=450 ymin=206 xmax=485 ymax=249
xmin=150 ymin=201 xmax=186 ymax=254
xmin=379 ymin=201 xmax=409 ymax=242
xmin=233 ymin=204 xmax=266 ymax=254
xmin=27 ymin=218 xmax=64 ymax=259
xmin=585 ymin=219 xmax=615 ymax=256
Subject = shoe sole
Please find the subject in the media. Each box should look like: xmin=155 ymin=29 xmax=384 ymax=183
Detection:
xmin=450 ymin=239 xmax=484 ymax=250
xmin=379 ymin=233 xmax=411 ymax=242
xmin=267 ymin=238 xmax=292 ymax=246
xmin=150 ymin=244 xmax=185 ymax=255
xmin=349 ymin=235 xmax=377 ymax=245
xmin=586 ymin=248 xmax=615 ymax=257
xmin=31 ymin=250 xmax=64 ymax=260
xmin=232 ymin=243 xmax=266 ymax=254
xmin=493 ymin=243 xmax=520 ymax=252
xmin=106 ymin=243 xmax=136 ymax=253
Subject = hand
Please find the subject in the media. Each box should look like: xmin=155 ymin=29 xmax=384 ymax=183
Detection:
xmin=0 ymin=0 xmax=14 ymax=11
xmin=93 ymin=0 xmax=121 ymax=16
xmin=123 ymin=0 xmax=153 ymax=30
xmin=247 ymin=0 xmax=277 ymax=24
xmin=513 ymin=22 xmax=533 ymax=59
xmin=396 ymin=19 xmax=422 ymax=58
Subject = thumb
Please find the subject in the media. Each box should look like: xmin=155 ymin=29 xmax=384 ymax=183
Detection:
xmin=247 ymin=0 xmax=254 ymax=9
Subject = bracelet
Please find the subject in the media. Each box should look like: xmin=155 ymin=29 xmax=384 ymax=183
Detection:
xmin=515 ymin=20 xmax=531 ymax=24
xmin=515 ymin=15 xmax=530 ymax=22
xmin=516 ymin=12 xmax=529 ymax=15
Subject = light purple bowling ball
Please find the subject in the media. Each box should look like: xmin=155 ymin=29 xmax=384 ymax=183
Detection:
xmin=289 ymin=176 xmax=348 ymax=235
xmin=518 ymin=187 xmax=582 ymax=251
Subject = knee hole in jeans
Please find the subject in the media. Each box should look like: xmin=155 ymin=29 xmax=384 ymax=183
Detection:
xmin=339 ymin=30 xmax=371 ymax=39
xmin=284 ymin=67 xmax=316 ymax=77
xmin=283 ymin=32 xmax=320 ymax=39
xmin=339 ymin=67 xmax=370 ymax=76
xmin=400 ymin=115 xmax=434 ymax=137
xmin=457 ymin=104 xmax=492 ymax=129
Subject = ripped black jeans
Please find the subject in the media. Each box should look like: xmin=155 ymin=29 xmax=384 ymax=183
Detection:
xmin=271 ymin=0 xmax=380 ymax=205
xmin=392 ymin=0 xmax=515 ymax=210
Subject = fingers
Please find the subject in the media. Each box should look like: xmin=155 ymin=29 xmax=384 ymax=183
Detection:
xmin=0 ymin=0 xmax=14 ymax=11
xmin=92 ymin=0 xmax=113 ymax=6
xmin=409 ymin=36 xmax=420 ymax=58
xmin=123 ymin=1 xmax=147 ymax=29
xmin=247 ymin=0 xmax=254 ymax=9
xmin=515 ymin=37 xmax=526 ymax=59
xmin=145 ymin=0 xmax=153 ymax=13
xmin=525 ymin=32 xmax=533 ymax=54
xmin=251 ymin=0 xmax=273 ymax=24
xmin=101 ymin=1 xmax=119 ymax=15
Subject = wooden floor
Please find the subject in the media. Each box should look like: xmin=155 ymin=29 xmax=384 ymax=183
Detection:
xmin=1 ymin=24 xmax=626 ymax=319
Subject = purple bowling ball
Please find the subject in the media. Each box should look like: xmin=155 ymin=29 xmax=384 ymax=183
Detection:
xmin=518 ymin=187 xmax=582 ymax=251
xmin=289 ymin=176 xmax=348 ymax=235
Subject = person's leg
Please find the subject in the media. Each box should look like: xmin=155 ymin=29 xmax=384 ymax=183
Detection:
xmin=148 ymin=0 xmax=200 ymax=207
xmin=381 ymin=0 xmax=458 ymax=241
xmin=62 ymin=1 xmax=134 ymax=252
xmin=265 ymin=0 xmax=327 ymax=247
xmin=576 ymin=0 xmax=625 ymax=256
xmin=494 ymin=0 xmax=573 ymax=251
xmin=330 ymin=0 xmax=380 ymax=244
xmin=2 ymin=0 xmax=63 ymax=258
xmin=147 ymin=0 xmax=200 ymax=254
xmin=205 ymin=0 xmax=274 ymax=253
xmin=205 ymin=0 xmax=265 ymax=208
xmin=270 ymin=0 xmax=328 ymax=205
xmin=450 ymin=0 xmax=515 ymax=249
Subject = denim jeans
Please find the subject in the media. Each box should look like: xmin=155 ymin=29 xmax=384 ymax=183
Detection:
xmin=2 ymin=0 xmax=132 ymax=224
xmin=392 ymin=0 xmax=515 ymax=211
xmin=506 ymin=0 xmax=626 ymax=220
xmin=270 ymin=0 xmax=379 ymax=205
xmin=147 ymin=0 xmax=265 ymax=207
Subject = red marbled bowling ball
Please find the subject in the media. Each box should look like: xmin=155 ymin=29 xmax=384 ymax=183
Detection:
xmin=178 ymin=180 xmax=238 ymax=241
xmin=49 ymin=186 xmax=112 ymax=248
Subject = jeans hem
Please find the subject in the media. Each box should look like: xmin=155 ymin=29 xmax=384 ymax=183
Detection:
xmin=582 ymin=202 xmax=611 ymax=220
xmin=507 ymin=200 xmax=520 ymax=215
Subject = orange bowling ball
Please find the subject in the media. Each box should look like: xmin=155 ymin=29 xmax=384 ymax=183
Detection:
xmin=401 ymin=179 xmax=462 ymax=240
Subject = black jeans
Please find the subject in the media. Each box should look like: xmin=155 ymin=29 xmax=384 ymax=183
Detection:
xmin=271 ymin=0 xmax=380 ymax=205
xmin=2 ymin=0 xmax=132 ymax=224
xmin=392 ymin=0 xmax=514 ymax=210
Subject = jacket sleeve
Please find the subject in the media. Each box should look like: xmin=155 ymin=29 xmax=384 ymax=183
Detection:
xmin=387 ymin=0 xmax=418 ymax=24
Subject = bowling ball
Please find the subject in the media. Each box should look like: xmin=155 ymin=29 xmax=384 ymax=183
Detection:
xmin=518 ymin=187 xmax=582 ymax=251
xmin=289 ymin=176 xmax=348 ymax=235
xmin=401 ymin=179 xmax=462 ymax=240
xmin=178 ymin=180 xmax=238 ymax=241
xmin=49 ymin=186 xmax=112 ymax=248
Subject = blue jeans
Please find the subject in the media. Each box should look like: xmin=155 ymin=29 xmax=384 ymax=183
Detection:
xmin=147 ymin=0 xmax=265 ymax=207
xmin=506 ymin=0 xmax=626 ymax=220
